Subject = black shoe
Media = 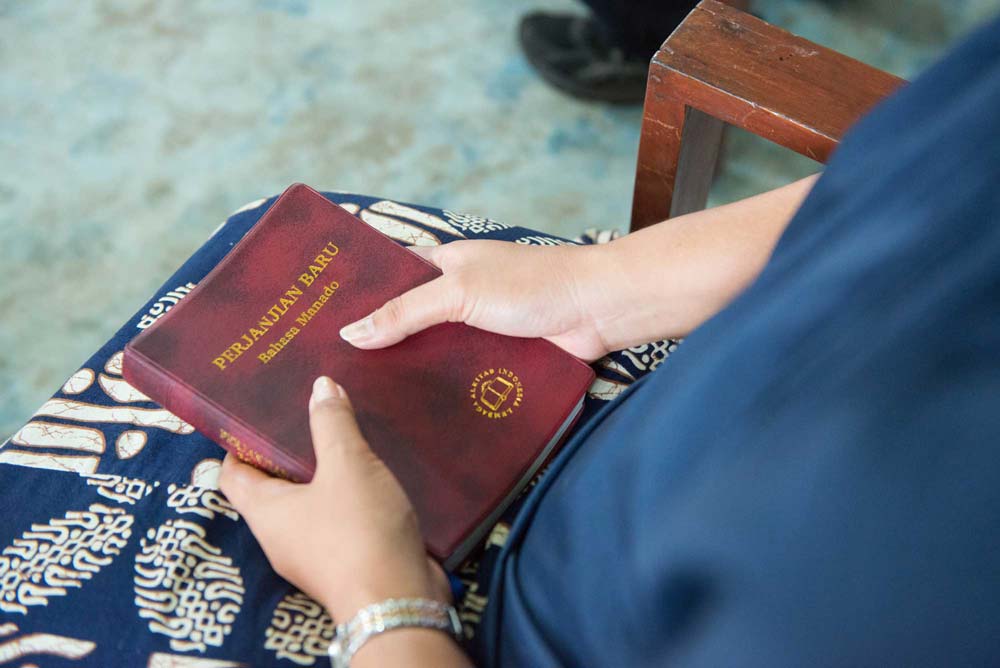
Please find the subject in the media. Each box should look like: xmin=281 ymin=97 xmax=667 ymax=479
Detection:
xmin=518 ymin=11 xmax=649 ymax=105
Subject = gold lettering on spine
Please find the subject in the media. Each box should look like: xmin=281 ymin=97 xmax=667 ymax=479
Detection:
xmin=219 ymin=428 xmax=289 ymax=479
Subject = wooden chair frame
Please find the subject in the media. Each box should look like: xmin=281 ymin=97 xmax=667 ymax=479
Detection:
xmin=630 ymin=0 xmax=906 ymax=232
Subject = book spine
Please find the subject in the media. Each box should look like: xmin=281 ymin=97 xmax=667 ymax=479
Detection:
xmin=122 ymin=346 xmax=310 ymax=482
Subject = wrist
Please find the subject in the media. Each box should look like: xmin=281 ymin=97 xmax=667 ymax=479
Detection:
xmin=560 ymin=244 xmax=616 ymax=360
xmin=321 ymin=562 xmax=449 ymax=623
xmin=329 ymin=599 xmax=464 ymax=668
xmin=573 ymin=214 xmax=764 ymax=350
xmin=566 ymin=240 xmax=642 ymax=354
xmin=351 ymin=627 xmax=465 ymax=667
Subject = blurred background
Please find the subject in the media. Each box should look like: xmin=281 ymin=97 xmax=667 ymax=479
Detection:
xmin=2 ymin=0 xmax=997 ymax=438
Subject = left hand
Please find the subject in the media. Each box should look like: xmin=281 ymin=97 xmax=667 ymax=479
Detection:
xmin=339 ymin=241 xmax=613 ymax=360
xmin=218 ymin=376 xmax=451 ymax=622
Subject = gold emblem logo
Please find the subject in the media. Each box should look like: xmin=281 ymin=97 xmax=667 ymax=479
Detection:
xmin=470 ymin=367 xmax=524 ymax=419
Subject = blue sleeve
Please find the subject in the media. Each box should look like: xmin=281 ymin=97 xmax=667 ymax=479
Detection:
xmin=479 ymin=14 xmax=1000 ymax=668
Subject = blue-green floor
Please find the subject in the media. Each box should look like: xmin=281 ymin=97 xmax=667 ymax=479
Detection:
xmin=1 ymin=0 xmax=997 ymax=437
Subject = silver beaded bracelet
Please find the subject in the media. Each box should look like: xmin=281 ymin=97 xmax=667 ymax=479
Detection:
xmin=327 ymin=597 xmax=463 ymax=668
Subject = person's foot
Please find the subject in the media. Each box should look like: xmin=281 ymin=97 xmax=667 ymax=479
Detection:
xmin=518 ymin=11 xmax=649 ymax=105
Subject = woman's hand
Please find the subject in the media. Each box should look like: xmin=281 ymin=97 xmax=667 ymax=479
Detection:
xmin=220 ymin=377 xmax=470 ymax=666
xmin=338 ymin=240 xmax=614 ymax=361
xmin=218 ymin=376 xmax=450 ymax=623
xmin=340 ymin=176 xmax=818 ymax=357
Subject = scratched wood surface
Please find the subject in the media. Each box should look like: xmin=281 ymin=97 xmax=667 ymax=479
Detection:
xmin=630 ymin=0 xmax=906 ymax=231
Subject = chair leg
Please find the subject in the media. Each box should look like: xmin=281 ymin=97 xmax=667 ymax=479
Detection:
xmin=630 ymin=84 xmax=725 ymax=232
xmin=630 ymin=81 xmax=686 ymax=232
xmin=628 ymin=0 xmax=903 ymax=234
xmin=671 ymin=107 xmax=725 ymax=218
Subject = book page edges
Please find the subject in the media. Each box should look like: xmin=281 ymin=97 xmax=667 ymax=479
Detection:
xmin=442 ymin=395 xmax=586 ymax=570
xmin=440 ymin=362 xmax=594 ymax=564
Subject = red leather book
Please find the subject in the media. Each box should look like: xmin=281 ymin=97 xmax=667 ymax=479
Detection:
xmin=123 ymin=184 xmax=594 ymax=567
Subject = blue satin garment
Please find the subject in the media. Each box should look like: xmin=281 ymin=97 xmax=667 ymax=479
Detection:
xmin=479 ymin=15 xmax=1000 ymax=667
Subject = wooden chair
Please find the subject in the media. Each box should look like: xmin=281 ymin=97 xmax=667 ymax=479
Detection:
xmin=630 ymin=0 xmax=906 ymax=232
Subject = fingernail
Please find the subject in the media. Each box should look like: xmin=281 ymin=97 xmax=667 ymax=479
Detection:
xmin=340 ymin=314 xmax=374 ymax=343
xmin=312 ymin=376 xmax=343 ymax=403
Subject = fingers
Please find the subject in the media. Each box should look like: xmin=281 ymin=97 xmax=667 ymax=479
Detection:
xmin=218 ymin=451 xmax=287 ymax=508
xmin=408 ymin=244 xmax=442 ymax=267
xmin=339 ymin=277 xmax=458 ymax=349
xmin=308 ymin=376 xmax=370 ymax=468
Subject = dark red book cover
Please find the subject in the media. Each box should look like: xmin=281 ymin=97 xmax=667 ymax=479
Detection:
xmin=123 ymin=183 xmax=594 ymax=567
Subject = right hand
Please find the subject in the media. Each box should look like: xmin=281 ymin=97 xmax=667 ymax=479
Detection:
xmin=338 ymin=240 xmax=612 ymax=360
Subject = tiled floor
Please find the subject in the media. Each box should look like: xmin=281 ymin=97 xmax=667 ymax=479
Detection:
xmin=1 ymin=0 xmax=997 ymax=437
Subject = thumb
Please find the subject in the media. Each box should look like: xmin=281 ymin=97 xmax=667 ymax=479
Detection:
xmin=308 ymin=376 xmax=370 ymax=469
xmin=407 ymin=244 xmax=441 ymax=266
xmin=339 ymin=277 xmax=458 ymax=349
